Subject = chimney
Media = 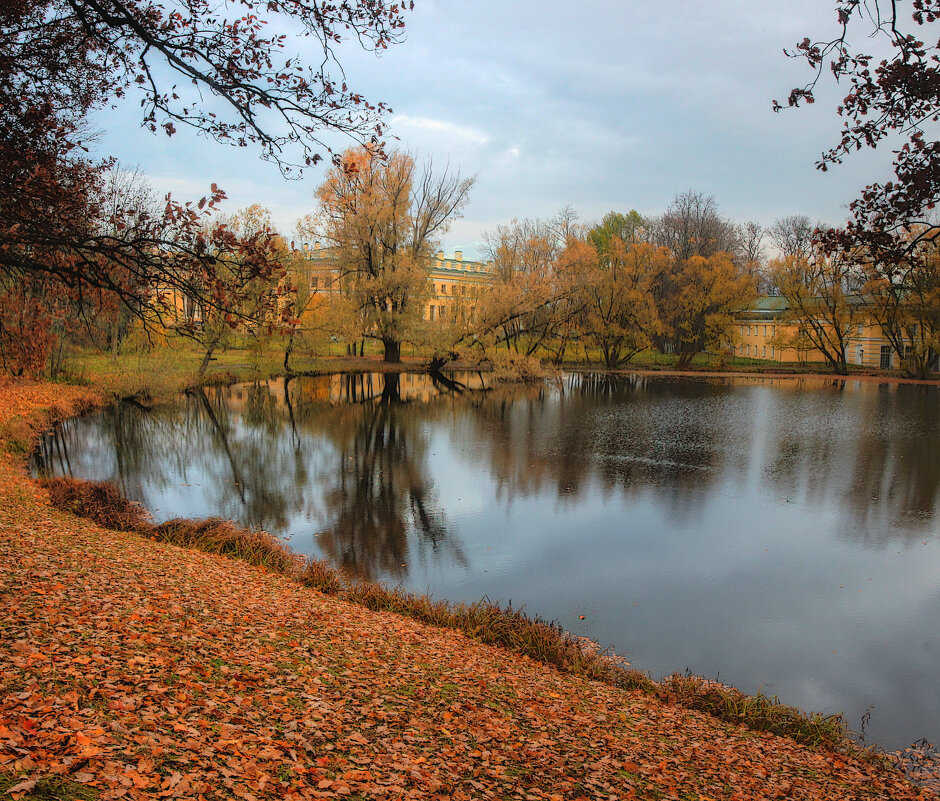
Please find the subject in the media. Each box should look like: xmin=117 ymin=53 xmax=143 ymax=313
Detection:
xmin=314 ymin=241 xmax=321 ymax=250
xmin=436 ymin=250 xmax=444 ymax=260
xmin=454 ymin=250 xmax=463 ymax=261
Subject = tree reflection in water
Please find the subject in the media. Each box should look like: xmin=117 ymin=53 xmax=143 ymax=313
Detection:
xmin=30 ymin=372 xmax=940 ymax=750
xmin=308 ymin=373 xmax=467 ymax=579
xmin=32 ymin=373 xmax=939 ymax=559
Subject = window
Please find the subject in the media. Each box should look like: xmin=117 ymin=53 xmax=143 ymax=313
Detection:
xmin=880 ymin=345 xmax=892 ymax=369
xmin=310 ymin=275 xmax=319 ymax=290
xmin=857 ymin=346 xmax=864 ymax=365
xmin=762 ymin=346 xmax=766 ymax=358
xmin=771 ymin=347 xmax=775 ymax=359
xmin=428 ymin=306 xmax=435 ymax=321
xmin=441 ymin=284 xmax=447 ymax=294
xmin=439 ymin=304 xmax=445 ymax=320
xmin=857 ymin=323 xmax=863 ymax=337
xmin=763 ymin=325 xmax=767 ymax=337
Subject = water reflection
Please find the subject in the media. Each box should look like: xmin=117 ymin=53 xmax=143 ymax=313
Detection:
xmin=32 ymin=372 xmax=940 ymax=749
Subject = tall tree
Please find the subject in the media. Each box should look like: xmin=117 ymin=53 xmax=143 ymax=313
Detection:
xmin=588 ymin=210 xmax=646 ymax=252
xmin=739 ymin=220 xmax=770 ymax=293
xmin=476 ymin=212 xmax=581 ymax=361
xmin=660 ymin=253 xmax=757 ymax=369
xmin=862 ymin=238 xmax=940 ymax=378
xmin=578 ymin=238 xmax=668 ymax=368
xmin=314 ymin=147 xmax=474 ymax=362
xmin=650 ymin=191 xmax=740 ymax=262
xmin=769 ymin=215 xmax=816 ymax=262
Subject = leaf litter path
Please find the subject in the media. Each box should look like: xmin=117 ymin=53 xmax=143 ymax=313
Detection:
xmin=0 ymin=381 xmax=933 ymax=800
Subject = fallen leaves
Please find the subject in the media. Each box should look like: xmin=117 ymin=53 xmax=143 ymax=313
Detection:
xmin=0 ymin=380 xmax=935 ymax=801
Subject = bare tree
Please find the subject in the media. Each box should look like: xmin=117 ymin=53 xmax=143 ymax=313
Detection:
xmin=650 ymin=191 xmax=740 ymax=261
xmin=769 ymin=215 xmax=815 ymax=261
xmin=739 ymin=220 xmax=774 ymax=293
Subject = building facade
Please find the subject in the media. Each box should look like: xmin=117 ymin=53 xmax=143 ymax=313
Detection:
xmin=731 ymin=296 xmax=924 ymax=369
xmin=300 ymin=244 xmax=494 ymax=324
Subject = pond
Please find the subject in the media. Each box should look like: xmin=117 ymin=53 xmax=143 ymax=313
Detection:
xmin=32 ymin=371 xmax=940 ymax=751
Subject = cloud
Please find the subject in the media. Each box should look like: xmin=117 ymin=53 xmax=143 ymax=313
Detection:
xmin=389 ymin=114 xmax=490 ymax=146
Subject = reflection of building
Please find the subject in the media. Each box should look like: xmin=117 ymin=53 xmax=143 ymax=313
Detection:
xmin=301 ymin=243 xmax=494 ymax=323
xmin=732 ymin=296 xmax=934 ymax=369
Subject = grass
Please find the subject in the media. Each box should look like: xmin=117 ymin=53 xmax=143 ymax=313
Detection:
xmin=60 ymin=335 xmax=434 ymax=403
xmin=0 ymin=773 xmax=97 ymax=801
xmin=659 ymin=672 xmax=852 ymax=750
xmin=40 ymin=478 xmax=301 ymax=575
xmin=40 ymin=474 xmax=864 ymax=755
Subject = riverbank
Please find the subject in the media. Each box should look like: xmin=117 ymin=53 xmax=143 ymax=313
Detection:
xmin=1 ymin=378 xmax=936 ymax=799
xmin=59 ymin=345 xmax=940 ymax=406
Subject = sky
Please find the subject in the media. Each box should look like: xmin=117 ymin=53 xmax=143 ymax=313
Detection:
xmin=90 ymin=0 xmax=900 ymax=260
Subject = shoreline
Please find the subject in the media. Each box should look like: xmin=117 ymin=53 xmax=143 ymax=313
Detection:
xmin=2 ymin=377 xmax=937 ymax=799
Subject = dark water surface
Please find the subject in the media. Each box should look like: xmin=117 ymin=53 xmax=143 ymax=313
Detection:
xmin=33 ymin=372 xmax=940 ymax=750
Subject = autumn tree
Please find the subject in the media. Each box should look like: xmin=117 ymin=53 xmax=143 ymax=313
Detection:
xmin=578 ymin=219 xmax=668 ymax=368
xmin=778 ymin=1 xmax=940 ymax=254
xmin=861 ymin=237 xmax=940 ymax=378
xmin=313 ymin=147 xmax=474 ymax=362
xmin=659 ymin=253 xmax=757 ymax=369
xmin=771 ymin=249 xmax=862 ymax=374
xmin=180 ymin=205 xmax=287 ymax=377
xmin=0 ymin=0 xmax=410 ymax=371
xmin=645 ymin=192 xmax=755 ymax=367
xmin=475 ymin=212 xmax=583 ymax=363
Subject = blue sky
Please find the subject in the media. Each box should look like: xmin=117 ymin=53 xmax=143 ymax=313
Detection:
xmin=90 ymin=0 xmax=899 ymax=259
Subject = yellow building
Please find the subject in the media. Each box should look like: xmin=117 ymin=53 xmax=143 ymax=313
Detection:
xmin=732 ymin=296 xmax=905 ymax=369
xmin=299 ymin=244 xmax=494 ymax=323
xmin=424 ymin=249 xmax=493 ymax=323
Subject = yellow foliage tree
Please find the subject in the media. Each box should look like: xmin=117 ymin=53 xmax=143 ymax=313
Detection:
xmin=313 ymin=147 xmax=473 ymax=362
xmin=771 ymin=251 xmax=860 ymax=374
xmin=661 ymin=252 xmax=757 ymax=369
xmin=578 ymin=239 xmax=669 ymax=368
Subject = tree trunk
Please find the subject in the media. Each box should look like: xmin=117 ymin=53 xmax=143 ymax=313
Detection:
xmin=676 ymin=348 xmax=696 ymax=370
xmin=383 ymin=338 xmax=401 ymax=363
xmin=283 ymin=330 xmax=295 ymax=373
xmin=198 ymin=336 xmax=220 ymax=378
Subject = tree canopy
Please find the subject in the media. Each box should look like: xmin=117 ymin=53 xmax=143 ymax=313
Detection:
xmin=0 ymin=0 xmax=411 ymax=373
xmin=778 ymin=0 xmax=940 ymax=255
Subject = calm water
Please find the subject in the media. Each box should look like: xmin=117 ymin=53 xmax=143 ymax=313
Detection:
xmin=33 ymin=372 xmax=940 ymax=750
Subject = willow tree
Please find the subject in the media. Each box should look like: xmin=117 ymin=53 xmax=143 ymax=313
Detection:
xmin=314 ymin=147 xmax=473 ymax=362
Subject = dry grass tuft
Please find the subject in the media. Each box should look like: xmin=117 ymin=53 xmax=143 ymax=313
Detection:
xmin=40 ymin=477 xmax=151 ymax=532
xmin=150 ymin=518 xmax=302 ymax=574
xmin=659 ymin=672 xmax=851 ymax=750
xmin=42 ymin=478 xmax=299 ymax=575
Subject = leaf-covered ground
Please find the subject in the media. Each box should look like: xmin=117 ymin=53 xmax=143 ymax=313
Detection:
xmin=0 ymin=380 xmax=934 ymax=800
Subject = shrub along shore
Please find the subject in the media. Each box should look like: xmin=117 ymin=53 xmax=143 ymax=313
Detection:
xmin=0 ymin=377 xmax=936 ymax=800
